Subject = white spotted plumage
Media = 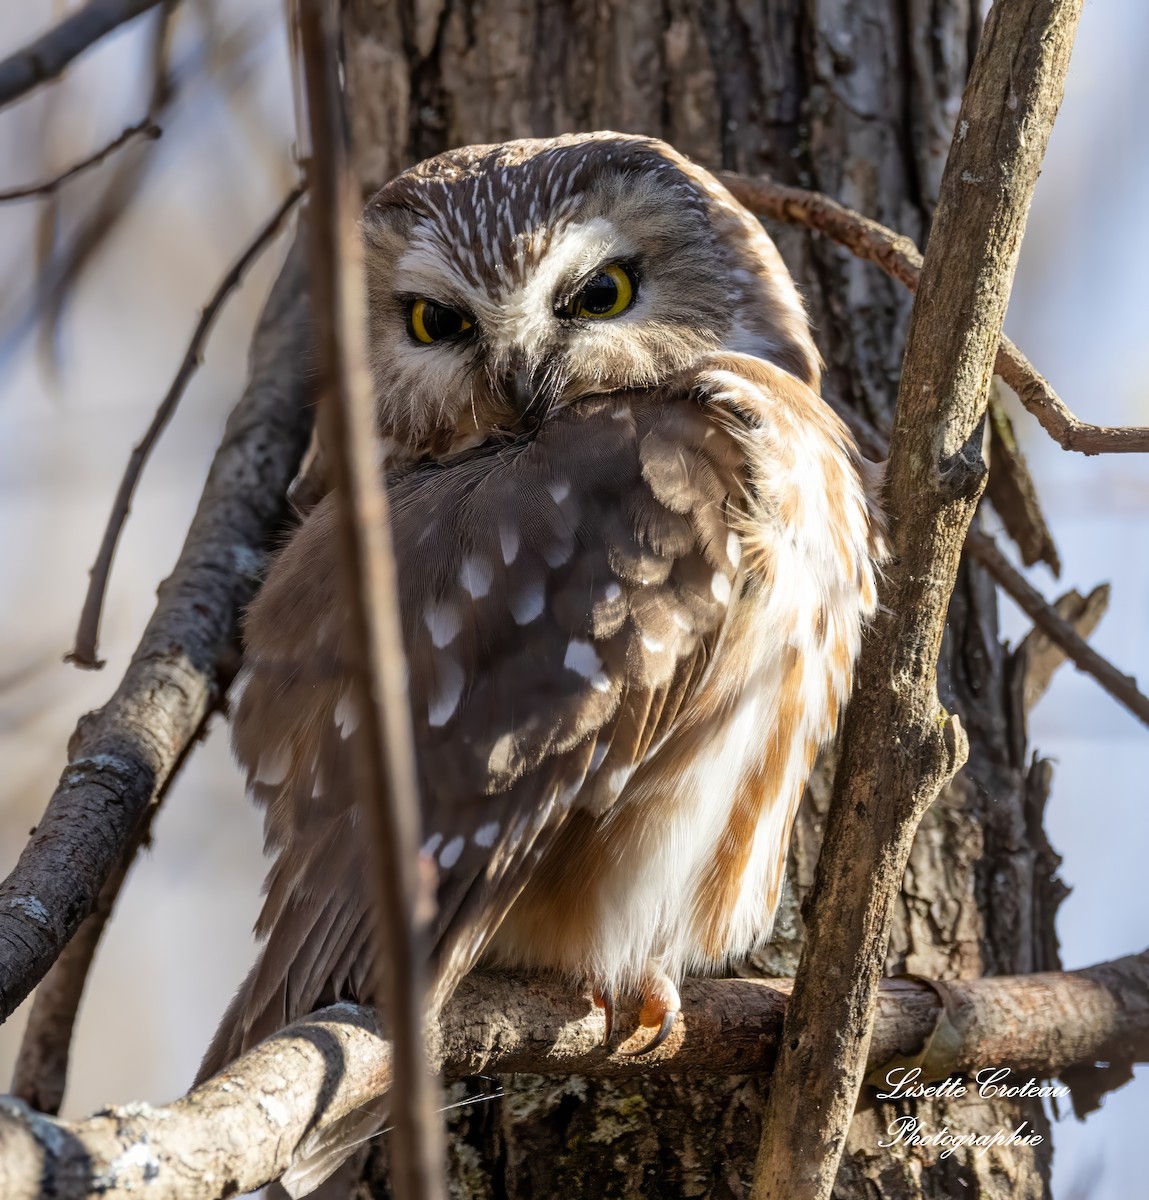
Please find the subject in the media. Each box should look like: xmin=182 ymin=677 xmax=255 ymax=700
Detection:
xmin=204 ymin=132 xmax=886 ymax=1197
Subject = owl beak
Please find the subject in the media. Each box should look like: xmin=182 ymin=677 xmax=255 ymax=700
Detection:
xmin=510 ymin=366 xmax=536 ymax=411
xmin=506 ymin=359 xmax=555 ymax=428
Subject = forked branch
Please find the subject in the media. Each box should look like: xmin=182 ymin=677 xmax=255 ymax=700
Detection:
xmin=968 ymin=532 xmax=1149 ymax=724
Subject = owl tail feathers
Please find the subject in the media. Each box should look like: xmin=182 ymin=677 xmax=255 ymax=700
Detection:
xmin=279 ymin=1096 xmax=388 ymax=1198
xmin=193 ymin=979 xmax=250 ymax=1088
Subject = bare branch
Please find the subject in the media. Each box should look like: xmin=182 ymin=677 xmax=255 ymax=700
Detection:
xmin=8 ymin=807 xmax=156 ymax=1114
xmin=0 ymin=239 xmax=313 ymax=1024
xmin=0 ymin=119 xmax=161 ymax=204
xmin=969 ymin=531 xmax=1149 ymax=724
xmin=0 ymin=1 xmax=168 ymax=112
xmin=0 ymin=4 xmax=178 ymax=373
xmin=66 ymin=184 xmax=305 ymax=670
xmin=1012 ymin=583 xmax=1110 ymax=713
xmin=750 ymin=4 xmax=1084 ymax=1199
xmin=978 ymin=542 xmax=1149 ymax=720
xmin=826 ymin=386 xmax=1146 ymax=736
xmin=721 ymin=176 xmax=1149 ymax=456
xmin=996 ymin=338 xmax=1149 ymax=454
xmin=1 ymin=953 xmax=1147 ymax=1200
xmin=296 ymin=4 xmax=445 ymax=1200
xmin=720 ymin=171 xmax=923 ymax=290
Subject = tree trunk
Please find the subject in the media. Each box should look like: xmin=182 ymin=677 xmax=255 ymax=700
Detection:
xmin=342 ymin=2 xmax=1063 ymax=1196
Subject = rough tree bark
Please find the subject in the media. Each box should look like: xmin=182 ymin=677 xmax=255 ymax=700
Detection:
xmin=342 ymin=3 xmax=1062 ymax=1197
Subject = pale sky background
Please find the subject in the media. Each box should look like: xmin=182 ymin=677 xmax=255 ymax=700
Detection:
xmin=0 ymin=3 xmax=1145 ymax=1198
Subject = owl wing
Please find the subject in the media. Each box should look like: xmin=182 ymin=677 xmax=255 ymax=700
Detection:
xmin=198 ymin=387 xmax=751 ymax=1077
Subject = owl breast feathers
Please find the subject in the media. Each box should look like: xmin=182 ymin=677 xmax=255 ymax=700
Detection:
xmin=199 ymin=131 xmax=886 ymax=1194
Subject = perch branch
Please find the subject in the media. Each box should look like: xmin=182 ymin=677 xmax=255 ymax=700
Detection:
xmin=1 ymin=953 xmax=1147 ymax=1200
xmin=0 ymin=0 xmax=168 ymax=111
xmin=66 ymin=184 xmax=305 ymax=670
xmin=721 ymin=178 xmax=1149 ymax=457
xmin=0 ymin=119 xmax=162 ymax=204
xmin=749 ymin=4 xmax=1084 ymax=1200
xmin=969 ymin=532 xmax=1149 ymax=724
xmin=297 ymin=5 xmax=445 ymax=1200
xmin=0 ymin=237 xmax=313 ymax=1025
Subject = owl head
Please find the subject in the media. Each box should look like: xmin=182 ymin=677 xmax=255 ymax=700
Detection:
xmin=362 ymin=132 xmax=819 ymax=456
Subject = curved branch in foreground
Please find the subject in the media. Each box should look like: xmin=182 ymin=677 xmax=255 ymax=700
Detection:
xmin=67 ymin=184 xmax=305 ymax=670
xmin=0 ymin=236 xmax=313 ymax=1025
xmin=750 ymin=4 xmax=1084 ymax=1199
xmin=721 ymin=175 xmax=1149 ymax=456
xmin=0 ymin=1 xmax=167 ymax=112
xmin=0 ymin=119 xmax=161 ymax=204
xmin=0 ymin=954 xmax=1146 ymax=1200
xmin=297 ymin=5 xmax=445 ymax=1200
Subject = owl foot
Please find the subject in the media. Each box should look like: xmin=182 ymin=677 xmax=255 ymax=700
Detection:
xmin=592 ymin=984 xmax=616 ymax=1047
xmin=618 ymin=972 xmax=680 ymax=1057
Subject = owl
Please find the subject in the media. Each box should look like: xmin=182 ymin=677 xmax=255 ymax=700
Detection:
xmin=198 ymin=132 xmax=886 ymax=1193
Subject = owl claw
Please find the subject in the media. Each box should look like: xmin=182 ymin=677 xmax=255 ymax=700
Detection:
xmin=592 ymin=985 xmax=616 ymax=1047
xmin=617 ymin=969 xmax=680 ymax=1056
xmin=618 ymin=1008 xmax=677 ymax=1057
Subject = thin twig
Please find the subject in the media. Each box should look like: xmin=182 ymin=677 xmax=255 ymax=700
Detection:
xmin=66 ymin=184 xmax=305 ymax=670
xmin=296 ymin=6 xmax=445 ymax=1200
xmin=749 ymin=4 xmax=1084 ymax=1199
xmin=2 ymin=952 xmax=1148 ymax=1200
xmin=0 ymin=0 xmax=168 ymax=112
xmin=0 ymin=238 xmax=313 ymax=1024
xmin=721 ymin=175 xmax=1149 ymax=456
xmin=970 ymin=532 xmax=1149 ymax=724
xmin=0 ymin=120 xmax=162 ymax=204
xmin=4 ymin=3 xmax=178 ymax=382
xmin=994 ymin=338 xmax=1149 ymax=454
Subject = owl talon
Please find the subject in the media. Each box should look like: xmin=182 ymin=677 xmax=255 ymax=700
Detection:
xmin=618 ymin=1009 xmax=677 ymax=1057
xmin=593 ymin=985 xmax=616 ymax=1047
xmin=616 ymin=968 xmax=680 ymax=1056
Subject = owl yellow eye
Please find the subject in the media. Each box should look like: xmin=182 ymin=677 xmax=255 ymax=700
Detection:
xmin=409 ymin=298 xmax=474 ymax=344
xmin=559 ymin=263 xmax=636 ymax=320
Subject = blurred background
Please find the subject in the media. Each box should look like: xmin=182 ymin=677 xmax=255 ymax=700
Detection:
xmin=0 ymin=3 xmax=1144 ymax=1197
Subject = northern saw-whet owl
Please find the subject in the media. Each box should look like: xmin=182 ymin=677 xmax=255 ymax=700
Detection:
xmin=199 ymin=131 xmax=887 ymax=1193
